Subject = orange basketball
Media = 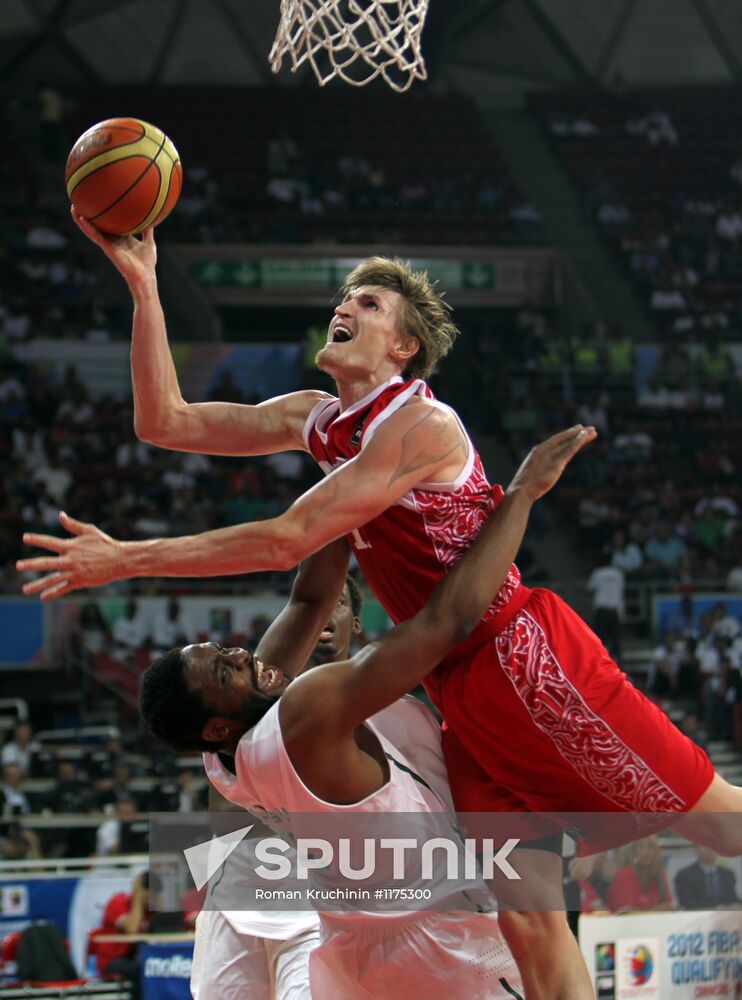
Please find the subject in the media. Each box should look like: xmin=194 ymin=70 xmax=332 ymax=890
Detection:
xmin=65 ymin=117 xmax=182 ymax=236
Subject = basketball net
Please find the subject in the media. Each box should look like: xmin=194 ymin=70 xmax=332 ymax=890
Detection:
xmin=270 ymin=0 xmax=430 ymax=93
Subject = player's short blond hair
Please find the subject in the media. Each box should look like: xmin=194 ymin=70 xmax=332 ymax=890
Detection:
xmin=339 ymin=257 xmax=459 ymax=380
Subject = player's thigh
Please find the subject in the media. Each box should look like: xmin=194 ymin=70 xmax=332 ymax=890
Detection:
xmin=191 ymin=910 xmax=272 ymax=1000
xmin=266 ymin=927 xmax=318 ymax=1000
xmin=675 ymin=773 xmax=742 ymax=855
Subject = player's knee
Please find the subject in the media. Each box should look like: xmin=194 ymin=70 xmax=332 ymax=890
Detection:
xmin=498 ymin=909 xmax=573 ymax=962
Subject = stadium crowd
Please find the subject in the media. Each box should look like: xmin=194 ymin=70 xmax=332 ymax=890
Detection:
xmin=0 ymin=716 xmax=206 ymax=862
xmin=532 ymin=82 xmax=742 ymax=343
xmin=0 ymin=352 xmax=322 ymax=596
xmin=4 ymin=83 xmax=541 ymax=255
xmin=565 ymin=835 xmax=740 ymax=918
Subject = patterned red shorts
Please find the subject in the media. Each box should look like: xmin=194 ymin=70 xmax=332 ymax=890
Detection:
xmin=425 ymin=588 xmax=713 ymax=820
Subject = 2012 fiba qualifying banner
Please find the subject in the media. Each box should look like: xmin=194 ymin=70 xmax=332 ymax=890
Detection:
xmin=579 ymin=911 xmax=742 ymax=999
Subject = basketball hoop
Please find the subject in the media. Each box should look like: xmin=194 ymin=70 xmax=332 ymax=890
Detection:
xmin=270 ymin=0 xmax=430 ymax=93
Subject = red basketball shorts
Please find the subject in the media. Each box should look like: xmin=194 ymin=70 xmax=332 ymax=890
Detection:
xmin=425 ymin=588 xmax=713 ymax=817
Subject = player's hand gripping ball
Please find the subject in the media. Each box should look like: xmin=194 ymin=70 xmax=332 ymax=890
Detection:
xmin=65 ymin=118 xmax=182 ymax=236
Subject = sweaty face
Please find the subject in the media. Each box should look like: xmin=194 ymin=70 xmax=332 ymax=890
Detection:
xmin=307 ymin=584 xmax=359 ymax=667
xmin=183 ymin=642 xmax=288 ymax=728
xmin=316 ymin=285 xmax=414 ymax=380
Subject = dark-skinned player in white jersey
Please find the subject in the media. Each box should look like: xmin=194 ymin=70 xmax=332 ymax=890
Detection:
xmin=189 ymin=577 xmax=366 ymax=1000
xmin=19 ymin=215 xmax=742 ymax=999
xmin=143 ymin=427 xmax=589 ymax=999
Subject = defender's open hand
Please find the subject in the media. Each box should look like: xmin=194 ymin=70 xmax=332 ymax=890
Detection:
xmin=17 ymin=511 xmax=128 ymax=600
xmin=507 ymin=424 xmax=597 ymax=503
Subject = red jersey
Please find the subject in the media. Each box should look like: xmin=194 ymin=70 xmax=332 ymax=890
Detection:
xmin=304 ymin=376 xmax=522 ymax=628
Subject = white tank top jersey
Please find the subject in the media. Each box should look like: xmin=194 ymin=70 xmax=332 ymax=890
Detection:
xmin=203 ymin=696 xmax=488 ymax=919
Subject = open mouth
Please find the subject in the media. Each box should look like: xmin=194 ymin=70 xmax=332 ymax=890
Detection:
xmin=253 ymin=657 xmax=285 ymax=695
xmin=318 ymin=628 xmax=334 ymax=643
xmin=331 ymin=323 xmax=353 ymax=344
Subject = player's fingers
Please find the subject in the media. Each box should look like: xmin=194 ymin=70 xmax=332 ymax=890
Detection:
xmin=59 ymin=510 xmax=89 ymax=535
xmin=554 ymin=436 xmax=593 ymax=470
xmin=71 ymin=207 xmax=128 ymax=256
xmin=17 ymin=554 xmax=71 ymax=573
xmin=555 ymin=425 xmax=596 ymax=457
xmin=570 ymin=426 xmax=597 ymax=452
xmin=40 ymin=578 xmax=77 ymax=601
xmin=536 ymin=426 xmax=582 ymax=458
xmin=20 ymin=569 xmax=70 ymax=595
xmin=539 ymin=429 xmax=595 ymax=476
xmin=142 ymin=227 xmax=155 ymax=246
xmin=21 ymin=532 xmax=70 ymax=554
xmin=70 ymin=205 xmax=89 ymax=230
xmin=20 ymin=572 xmax=66 ymax=595
xmin=551 ymin=424 xmax=586 ymax=442
xmin=553 ymin=423 xmax=595 ymax=446
xmin=70 ymin=206 xmax=105 ymax=244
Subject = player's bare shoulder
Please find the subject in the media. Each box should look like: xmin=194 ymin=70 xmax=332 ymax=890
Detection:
xmin=368 ymin=393 xmax=469 ymax=485
xmin=278 ymin=661 xmax=347 ymax=749
xmin=269 ymin=388 xmax=335 ymax=451
xmin=281 ymin=388 xmax=334 ymax=421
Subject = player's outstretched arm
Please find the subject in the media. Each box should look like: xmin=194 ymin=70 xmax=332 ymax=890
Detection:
xmin=71 ymin=208 xmax=325 ymax=456
xmin=18 ymin=397 xmax=476 ymax=598
xmin=283 ymin=425 xmax=597 ymax=740
xmin=254 ymin=539 xmax=349 ymax=676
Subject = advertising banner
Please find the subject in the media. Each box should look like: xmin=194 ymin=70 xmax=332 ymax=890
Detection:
xmin=140 ymin=942 xmax=193 ymax=1000
xmin=580 ymin=911 xmax=742 ymax=999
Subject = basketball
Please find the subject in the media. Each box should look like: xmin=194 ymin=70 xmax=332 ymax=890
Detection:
xmin=65 ymin=117 xmax=182 ymax=236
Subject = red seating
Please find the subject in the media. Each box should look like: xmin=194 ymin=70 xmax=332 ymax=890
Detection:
xmin=1 ymin=930 xmax=20 ymax=967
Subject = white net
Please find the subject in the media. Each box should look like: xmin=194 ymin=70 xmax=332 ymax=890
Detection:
xmin=270 ymin=0 xmax=430 ymax=93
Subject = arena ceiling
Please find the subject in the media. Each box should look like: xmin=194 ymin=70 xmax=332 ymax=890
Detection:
xmin=2 ymin=0 xmax=742 ymax=97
